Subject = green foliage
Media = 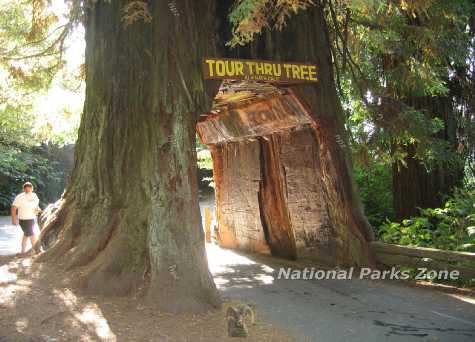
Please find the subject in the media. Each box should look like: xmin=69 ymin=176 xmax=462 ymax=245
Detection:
xmin=228 ymin=0 xmax=314 ymax=46
xmin=0 ymin=103 xmax=36 ymax=147
xmin=0 ymin=0 xmax=67 ymax=96
xmin=196 ymin=137 xmax=215 ymax=191
xmin=340 ymin=0 xmax=473 ymax=174
xmin=0 ymin=143 xmax=69 ymax=214
xmin=229 ymin=0 xmax=266 ymax=27
xmin=346 ymin=96 xmax=461 ymax=171
xmin=379 ymin=187 xmax=475 ymax=252
xmin=197 ymin=149 xmax=213 ymax=170
xmin=334 ymin=0 xmax=473 ymax=97
xmin=0 ymin=1 xmax=83 ymax=215
xmin=354 ymin=163 xmax=394 ymax=227
xmin=0 ymin=0 xmax=82 ymax=147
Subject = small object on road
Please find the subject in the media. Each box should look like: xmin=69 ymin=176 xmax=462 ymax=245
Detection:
xmin=226 ymin=303 xmax=256 ymax=337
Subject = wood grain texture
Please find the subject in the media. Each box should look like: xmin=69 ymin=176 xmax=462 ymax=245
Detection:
xmin=197 ymin=92 xmax=312 ymax=144
xmin=209 ymin=125 xmax=369 ymax=266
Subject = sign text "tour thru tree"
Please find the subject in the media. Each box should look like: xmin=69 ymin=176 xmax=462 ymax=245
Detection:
xmin=202 ymin=58 xmax=318 ymax=83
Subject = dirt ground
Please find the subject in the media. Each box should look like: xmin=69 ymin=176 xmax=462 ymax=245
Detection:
xmin=0 ymin=255 xmax=294 ymax=342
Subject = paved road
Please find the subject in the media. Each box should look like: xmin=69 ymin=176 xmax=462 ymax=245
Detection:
xmin=0 ymin=216 xmax=40 ymax=255
xmin=0 ymin=216 xmax=25 ymax=255
xmin=1 ymin=215 xmax=475 ymax=341
xmin=208 ymin=245 xmax=475 ymax=342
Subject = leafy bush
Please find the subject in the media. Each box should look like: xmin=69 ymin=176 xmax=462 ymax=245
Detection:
xmin=196 ymin=138 xmax=214 ymax=193
xmin=355 ymin=163 xmax=395 ymax=228
xmin=0 ymin=143 xmax=71 ymax=214
xmin=197 ymin=149 xmax=213 ymax=171
xmin=379 ymin=187 xmax=475 ymax=252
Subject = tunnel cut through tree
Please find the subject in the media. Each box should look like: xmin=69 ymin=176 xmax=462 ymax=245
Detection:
xmin=39 ymin=0 xmax=375 ymax=315
xmin=197 ymin=2 xmax=375 ymax=266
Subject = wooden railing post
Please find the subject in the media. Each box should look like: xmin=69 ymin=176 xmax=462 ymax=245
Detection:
xmin=204 ymin=207 xmax=212 ymax=243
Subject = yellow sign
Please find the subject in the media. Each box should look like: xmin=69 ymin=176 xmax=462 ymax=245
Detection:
xmin=202 ymin=58 xmax=318 ymax=83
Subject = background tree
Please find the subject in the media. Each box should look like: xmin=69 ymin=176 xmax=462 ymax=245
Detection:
xmin=325 ymin=0 xmax=474 ymax=220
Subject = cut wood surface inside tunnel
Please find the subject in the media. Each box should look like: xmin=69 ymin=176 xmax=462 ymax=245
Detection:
xmin=257 ymin=134 xmax=296 ymax=259
xmin=197 ymin=81 xmax=370 ymax=266
xmin=197 ymin=82 xmax=312 ymax=144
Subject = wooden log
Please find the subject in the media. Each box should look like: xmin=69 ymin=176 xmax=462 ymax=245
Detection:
xmin=372 ymin=242 xmax=475 ymax=279
xmin=375 ymin=252 xmax=475 ymax=279
xmin=371 ymin=241 xmax=475 ymax=265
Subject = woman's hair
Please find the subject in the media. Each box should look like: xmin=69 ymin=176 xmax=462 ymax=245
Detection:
xmin=23 ymin=182 xmax=33 ymax=190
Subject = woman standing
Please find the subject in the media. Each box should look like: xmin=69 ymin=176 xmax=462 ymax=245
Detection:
xmin=11 ymin=182 xmax=41 ymax=254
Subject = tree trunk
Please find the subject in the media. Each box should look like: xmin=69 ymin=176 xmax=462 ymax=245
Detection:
xmin=214 ymin=2 xmax=374 ymax=265
xmin=38 ymin=0 xmax=220 ymax=313
xmin=393 ymin=96 xmax=464 ymax=220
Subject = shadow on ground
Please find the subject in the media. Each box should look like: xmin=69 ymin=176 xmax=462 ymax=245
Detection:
xmin=0 ymin=251 xmax=293 ymax=342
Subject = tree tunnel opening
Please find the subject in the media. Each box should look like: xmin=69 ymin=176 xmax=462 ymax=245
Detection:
xmin=196 ymin=79 xmax=372 ymax=266
xmin=197 ymin=80 xmax=321 ymax=260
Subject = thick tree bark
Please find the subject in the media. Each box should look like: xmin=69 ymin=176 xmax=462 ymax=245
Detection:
xmin=38 ymin=0 xmax=220 ymax=312
xmin=393 ymin=96 xmax=464 ymax=220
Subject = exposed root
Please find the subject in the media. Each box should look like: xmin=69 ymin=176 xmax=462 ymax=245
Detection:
xmin=33 ymin=189 xmax=157 ymax=301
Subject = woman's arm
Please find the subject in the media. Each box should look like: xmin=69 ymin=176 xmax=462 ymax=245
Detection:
xmin=11 ymin=206 xmax=17 ymax=225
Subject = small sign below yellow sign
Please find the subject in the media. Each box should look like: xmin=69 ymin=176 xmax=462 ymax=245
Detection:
xmin=202 ymin=57 xmax=318 ymax=83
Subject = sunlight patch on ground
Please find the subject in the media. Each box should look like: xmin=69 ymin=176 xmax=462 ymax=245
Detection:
xmin=15 ymin=317 xmax=28 ymax=333
xmin=0 ymin=283 xmax=30 ymax=308
xmin=448 ymin=293 xmax=475 ymax=305
xmin=1 ymin=256 xmax=117 ymax=341
xmin=53 ymin=288 xmax=78 ymax=307
xmin=76 ymin=304 xmax=117 ymax=341
xmin=253 ymin=273 xmax=275 ymax=285
xmin=206 ymin=243 xmax=275 ymax=288
xmin=0 ymin=264 xmax=17 ymax=283
xmin=0 ymin=220 xmax=23 ymax=255
xmin=206 ymin=243 xmax=257 ymax=272
xmin=54 ymin=288 xmax=116 ymax=341
xmin=0 ymin=259 xmax=33 ymax=308
xmin=20 ymin=259 xmax=32 ymax=267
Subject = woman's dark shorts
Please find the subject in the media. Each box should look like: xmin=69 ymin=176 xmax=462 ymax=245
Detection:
xmin=19 ymin=219 xmax=35 ymax=237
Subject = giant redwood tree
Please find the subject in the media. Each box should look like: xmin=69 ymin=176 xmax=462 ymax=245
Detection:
xmin=39 ymin=0 xmax=220 ymax=312
xmin=39 ymin=0 xmax=377 ymax=311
